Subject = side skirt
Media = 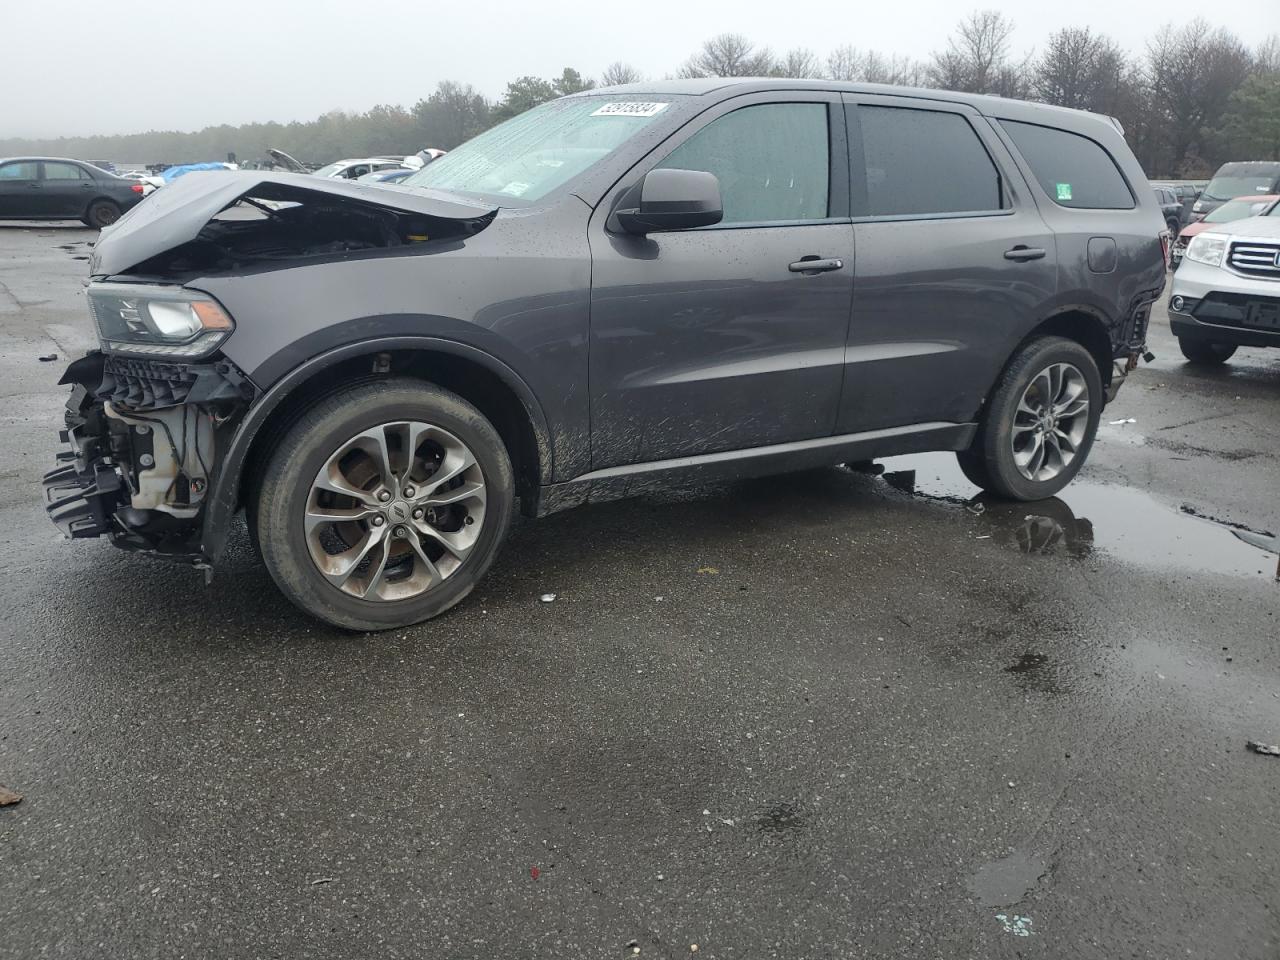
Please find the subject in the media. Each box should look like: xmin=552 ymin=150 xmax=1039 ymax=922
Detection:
xmin=533 ymin=421 xmax=977 ymax=517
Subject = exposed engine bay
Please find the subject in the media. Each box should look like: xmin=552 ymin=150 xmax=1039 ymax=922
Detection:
xmin=43 ymin=353 xmax=254 ymax=560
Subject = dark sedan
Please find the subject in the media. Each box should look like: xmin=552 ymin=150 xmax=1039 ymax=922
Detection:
xmin=0 ymin=157 xmax=147 ymax=227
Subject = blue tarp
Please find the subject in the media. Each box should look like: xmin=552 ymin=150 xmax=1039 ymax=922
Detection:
xmin=160 ymin=162 xmax=232 ymax=183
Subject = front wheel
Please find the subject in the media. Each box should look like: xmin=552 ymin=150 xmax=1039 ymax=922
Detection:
xmin=957 ymin=336 xmax=1102 ymax=501
xmin=252 ymin=379 xmax=514 ymax=631
xmin=1177 ymin=337 xmax=1236 ymax=365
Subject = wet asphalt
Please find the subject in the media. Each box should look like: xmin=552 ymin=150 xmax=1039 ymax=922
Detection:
xmin=1 ymin=222 xmax=1279 ymax=959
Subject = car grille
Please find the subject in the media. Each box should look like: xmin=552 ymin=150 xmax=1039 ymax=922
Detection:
xmin=1228 ymin=242 xmax=1280 ymax=278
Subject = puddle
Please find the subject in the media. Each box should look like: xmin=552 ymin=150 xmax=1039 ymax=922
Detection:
xmin=877 ymin=452 xmax=1277 ymax=580
xmin=967 ymin=850 xmax=1046 ymax=906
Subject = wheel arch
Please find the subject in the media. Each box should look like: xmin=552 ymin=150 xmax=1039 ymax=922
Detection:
xmin=972 ymin=307 xmax=1116 ymax=425
xmin=201 ymin=337 xmax=552 ymax=562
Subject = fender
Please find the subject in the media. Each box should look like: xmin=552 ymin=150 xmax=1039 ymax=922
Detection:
xmin=200 ymin=335 xmax=554 ymax=562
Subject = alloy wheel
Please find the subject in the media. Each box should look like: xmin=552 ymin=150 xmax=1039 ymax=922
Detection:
xmin=1011 ymin=362 xmax=1090 ymax=482
xmin=304 ymin=421 xmax=486 ymax=601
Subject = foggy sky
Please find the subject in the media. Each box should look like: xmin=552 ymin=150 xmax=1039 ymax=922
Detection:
xmin=3 ymin=0 xmax=1275 ymax=139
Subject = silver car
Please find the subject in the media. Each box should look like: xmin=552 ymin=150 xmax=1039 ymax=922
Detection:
xmin=1170 ymin=205 xmax=1280 ymax=363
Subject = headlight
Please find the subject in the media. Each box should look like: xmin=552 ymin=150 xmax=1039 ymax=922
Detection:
xmin=87 ymin=283 xmax=234 ymax=359
xmin=1184 ymin=233 xmax=1227 ymax=268
xmin=1192 ymin=201 xmax=1204 ymax=212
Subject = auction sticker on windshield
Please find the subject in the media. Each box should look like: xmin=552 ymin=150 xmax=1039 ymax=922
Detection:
xmin=591 ymin=102 xmax=669 ymax=118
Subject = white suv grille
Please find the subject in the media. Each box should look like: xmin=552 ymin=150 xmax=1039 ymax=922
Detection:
xmin=1228 ymin=241 xmax=1280 ymax=279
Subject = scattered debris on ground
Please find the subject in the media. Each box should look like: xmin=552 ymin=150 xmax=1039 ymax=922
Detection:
xmin=309 ymin=877 xmax=335 ymax=885
xmin=0 ymin=784 xmax=22 ymax=806
xmin=696 ymin=566 xmax=718 ymax=575
xmin=1108 ymin=417 xmax=1136 ymax=425
xmin=995 ymin=914 xmax=1034 ymax=937
xmin=38 ymin=354 xmax=57 ymax=362
xmin=539 ymin=593 xmax=556 ymax=603
xmin=1246 ymin=741 xmax=1280 ymax=757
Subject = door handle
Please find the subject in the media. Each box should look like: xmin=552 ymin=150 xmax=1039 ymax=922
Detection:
xmin=788 ymin=257 xmax=844 ymax=274
xmin=1004 ymin=246 xmax=1046 ymax=261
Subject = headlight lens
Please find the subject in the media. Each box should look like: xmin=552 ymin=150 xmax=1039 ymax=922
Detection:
xmin=1184 ymin=233 xmax=1227 ymax=268
xmin=1192 ymin=200 xmax=1204 ymax=212
xmin=87 ymin=283 xmax=234 ymax=359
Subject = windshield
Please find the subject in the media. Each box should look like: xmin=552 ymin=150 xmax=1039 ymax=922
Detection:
xmin=312 ymin=162 xmax=346 ymax=178
xmin=1204 ymin=168 xmax=1280 ymax=200
xmin=403 ymin=96 xmax=679 ymax=203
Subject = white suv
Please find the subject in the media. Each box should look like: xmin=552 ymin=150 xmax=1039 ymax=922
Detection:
xmin=1169 ymin=205 xmax=1280 ymax=363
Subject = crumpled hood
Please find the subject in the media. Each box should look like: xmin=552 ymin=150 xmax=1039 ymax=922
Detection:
xmin=90 ymin=170 xmax=498 ymax=276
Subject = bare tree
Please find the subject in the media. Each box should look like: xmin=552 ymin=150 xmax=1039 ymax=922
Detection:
xmin=1148 ymin=21 xmax=1254 ymax=173
xmin=1255 ymin=35 xmax=1280 ymax=76
xmin=1034 ymin=27 xmax=1126 ymax=109
xmin=866 ymin=52 xmax=927 ymax=86
xmin=679 ymin=33 xmax=775 ymax=78
xmin=826 ymin=45 xmax=862 ymax=81
xmin=601 ymin=62 xmax=644 ymax=86
xmin=412 ymin=81 xmax=491 ymax=149
xmin=928 ymin=10 xmax=1018 ymax=93
xmin=774 ymin=47 xmax=822 ymax=79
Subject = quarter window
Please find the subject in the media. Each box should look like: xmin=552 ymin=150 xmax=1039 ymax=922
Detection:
xmin=657 ymin=103 xmax=830 ymax=224
xmin=0 ymin=161 xmax=38 ymax=179
xmin=856 ymin=106 xmax=1005 ymax=217
xmin=43 ymin=162 xmax=88 ymax=180
xmin=1000 ymin=120 xmax=1134 ymax=209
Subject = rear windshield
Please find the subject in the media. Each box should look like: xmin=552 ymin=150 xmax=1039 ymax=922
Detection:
xmin=1204 ymin=165 xmax=1280 ymax=201
xmin=1000 ymin=120 xmax=1134 ymax=209
xmin=404 ymin=95 xmax=678 ymax=203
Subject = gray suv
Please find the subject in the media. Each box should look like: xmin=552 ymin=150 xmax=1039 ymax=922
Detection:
xmin=43 ymin=79 xmax=1166 ymax=630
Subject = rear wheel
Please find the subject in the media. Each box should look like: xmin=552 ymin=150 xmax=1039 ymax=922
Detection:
xmin=957 ymin=336 xmax=1102 ymax=501
xmin=252 ymin=379 xmax=514 ymax=631
xmin=1177 ymin=337 xmax=1236 ymax=365
xmin=86 ymin=200 xmax=120 ymax=228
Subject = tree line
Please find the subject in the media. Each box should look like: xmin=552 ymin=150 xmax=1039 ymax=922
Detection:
xmin=3 ymin=13 xmax=1278 ymax=177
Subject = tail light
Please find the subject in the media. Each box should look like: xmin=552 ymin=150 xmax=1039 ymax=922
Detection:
xmin=131 ymin=183 xmax=145 ymax=193
xmin=1159 ymin=231 xmax=1171 ymax=269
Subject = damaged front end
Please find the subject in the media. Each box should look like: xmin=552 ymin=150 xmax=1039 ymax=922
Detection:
xmin=43 ymin=352 xmax=255 ymax=562
xmin=44 ymin=170 xmax=500 ymax=565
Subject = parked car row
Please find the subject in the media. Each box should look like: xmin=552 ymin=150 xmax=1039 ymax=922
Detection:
xmin=0 ymin=146 xmax=449 ymax=226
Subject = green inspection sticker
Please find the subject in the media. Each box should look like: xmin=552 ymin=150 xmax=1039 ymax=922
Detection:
xmin=1056 ymin=182 xmax=1073 ymax=201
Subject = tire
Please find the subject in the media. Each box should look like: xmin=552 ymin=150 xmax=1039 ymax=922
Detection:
xmin=86 ymin=200 xmax=120 ymax=228
xmin=958 ymin=336 xmax=1103 ymax=501
xmin=955 ymin=449 xmax=993 ymax=489
xmin=1177 ymin=337 xmax=1236 ymax=365
xmin=251 ymin=378 xmax=514 ymax=631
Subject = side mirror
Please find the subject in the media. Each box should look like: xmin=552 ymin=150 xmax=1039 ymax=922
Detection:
xmin=613 ymin=168 xmax=723 ymax=235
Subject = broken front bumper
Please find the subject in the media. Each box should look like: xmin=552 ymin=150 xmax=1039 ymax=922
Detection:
xmin=42 ymin=352 xmax=254 ymax=562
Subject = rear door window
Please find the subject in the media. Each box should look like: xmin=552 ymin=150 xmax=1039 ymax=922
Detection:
xmin=1000 ymin=120 xmax=1134 ymax=209
xmin=43 ymin=162 xmax=89 ymax=180
xmin=854 ymin=106 xmax=1005 ymax=218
